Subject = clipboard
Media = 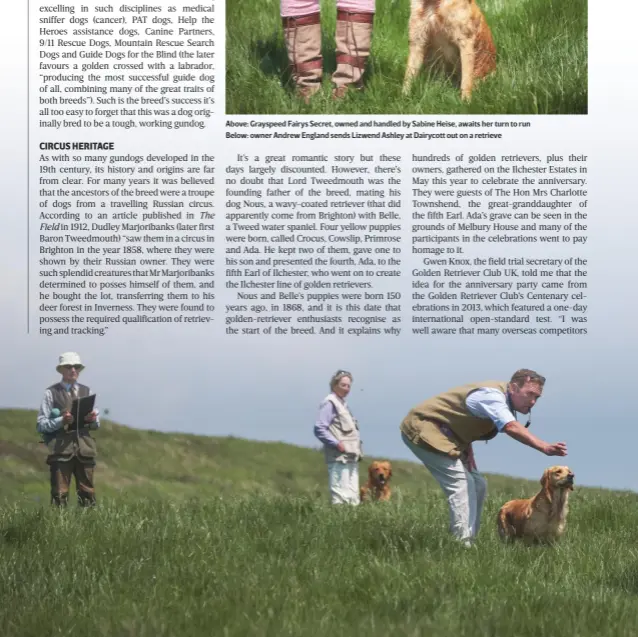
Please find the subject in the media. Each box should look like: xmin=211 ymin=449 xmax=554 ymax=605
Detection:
xmin=71 ymin=394 xmax=96 ymax=426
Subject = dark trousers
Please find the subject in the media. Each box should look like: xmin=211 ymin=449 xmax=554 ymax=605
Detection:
xmin=50 ymin=458 xmax=96 ymax=507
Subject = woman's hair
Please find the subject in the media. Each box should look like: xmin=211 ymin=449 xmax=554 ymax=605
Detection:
xmin=330 ymin=370 xmax=353 ymax=391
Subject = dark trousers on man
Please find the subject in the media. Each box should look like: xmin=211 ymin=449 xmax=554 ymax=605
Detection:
xmin=50 ymin=458 xmax=96 ymax=506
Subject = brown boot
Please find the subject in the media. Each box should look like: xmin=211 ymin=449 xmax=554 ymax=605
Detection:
xmin=282 ymin=13 xmax=323 ymax=104
xmin=332 ymin=10 xmax=374 ymax=99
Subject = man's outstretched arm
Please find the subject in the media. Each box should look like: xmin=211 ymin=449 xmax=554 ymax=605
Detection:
xmin=502 ymin=421 xmax=567 ymax=456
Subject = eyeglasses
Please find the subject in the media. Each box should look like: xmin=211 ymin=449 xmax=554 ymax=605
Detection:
xmin=62 ymin=365 xmax=82 ymax=370
xmin=334 ymin=370 xmax=351 ymax=378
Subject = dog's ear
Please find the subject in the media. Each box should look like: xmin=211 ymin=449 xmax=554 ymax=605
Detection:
xmin=388 ymin=464 xmax=393 ymax=477
xmin=540 ymin=469 xmax=552 ymax=503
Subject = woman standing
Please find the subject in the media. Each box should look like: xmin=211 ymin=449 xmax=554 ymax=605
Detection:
xmin=314 ymin=370 xmax=363 ymax=505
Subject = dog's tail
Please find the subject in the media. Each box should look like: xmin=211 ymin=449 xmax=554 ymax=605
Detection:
xmin=359 ymin=485 xmax=367 ymax=503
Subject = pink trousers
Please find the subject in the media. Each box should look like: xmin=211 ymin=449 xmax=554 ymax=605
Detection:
xmin=281 ymin=0 xmax=375 ymax=17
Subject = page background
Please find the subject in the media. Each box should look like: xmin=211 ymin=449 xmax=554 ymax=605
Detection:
xmin=2 ymin=1 xmax=636 ymax=492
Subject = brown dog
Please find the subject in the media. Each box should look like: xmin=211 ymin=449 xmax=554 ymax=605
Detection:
xmin=403 ymin=0 xmax=497 ymax=101
xmin=360 ymin=461 xmax=392 ymax=502
xmin=497 ymin=466 xmax=575 ymax=544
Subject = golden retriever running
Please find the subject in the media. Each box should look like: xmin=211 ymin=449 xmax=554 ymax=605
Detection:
xmin=360 ymin=461 xmax=393 ymax=502
xmin=403 ymin=0 xmax=497 ymax=101
xmin=497 ymin=466 xmax=575 ymax=544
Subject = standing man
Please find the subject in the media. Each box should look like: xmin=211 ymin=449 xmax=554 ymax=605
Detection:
xmin=314 ymin=370 xmax=363 ymax=505
xmin=36 ymin=352 xmax=100 ymax=507
xmin=400 ymin=369 xmax=567 ymax=546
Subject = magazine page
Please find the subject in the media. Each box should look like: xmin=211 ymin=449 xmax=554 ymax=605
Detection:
xmin=0 ymin=0 xmax=636 ymax=634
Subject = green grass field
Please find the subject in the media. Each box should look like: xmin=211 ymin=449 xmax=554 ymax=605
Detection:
xmin=225 ymin=0 xmax=587 ymax=115
xmin=2 ymin=409 xmax=637 ymax=636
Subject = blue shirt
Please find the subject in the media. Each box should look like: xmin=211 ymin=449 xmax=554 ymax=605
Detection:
xmin=465 ymin=387 xmax=516 ymax=431
xmin=314 ymin=399 xmax=341 ymax=448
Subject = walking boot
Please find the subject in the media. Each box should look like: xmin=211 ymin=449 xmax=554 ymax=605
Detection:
xmin=332 ymin=10 xmax=374 ymax=99
xmin=282 ymin=12 xmax=323 ymax=104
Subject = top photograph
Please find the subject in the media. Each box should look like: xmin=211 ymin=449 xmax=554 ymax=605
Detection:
xmin=225 ymin=0 xmax=587 ymax=115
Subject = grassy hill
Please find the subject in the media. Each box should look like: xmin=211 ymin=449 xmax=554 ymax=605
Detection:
xmin=0 ymin=408 xmax=540 ymax=505
xmin=1 ymin=409 xmax=638 ymax=636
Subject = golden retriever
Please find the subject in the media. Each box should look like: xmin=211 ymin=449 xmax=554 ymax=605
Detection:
xmin=360 ymin=461 xmax=393 ymax=502
xmin=403 ymin=0 xmax=497 ymax=101
xmin=497 ymin=466 xmax=575 ymax=544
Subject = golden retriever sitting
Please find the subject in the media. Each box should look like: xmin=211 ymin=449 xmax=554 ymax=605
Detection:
xmin=403 ymin=0 xmax=497 ymax=101
xmin=497 ymin=466 xmax=575 ymax=544
xmin=360 ymin=461 xmax=392 ymax=502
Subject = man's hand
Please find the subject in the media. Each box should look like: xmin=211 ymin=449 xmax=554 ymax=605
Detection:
xmin=84 ymin=410 xmax=97 ymax=424
xmin=336 ymin=442 xmax=346 ymax=453
xmin=543 ymin=442 xmax=568 ymax=456
xmin=62 ymin=411 xmax=74 ymax=431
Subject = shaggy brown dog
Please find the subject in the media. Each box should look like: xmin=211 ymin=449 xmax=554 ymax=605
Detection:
xmin=402 ymin=0 xmax=497 ymax=101
xmin=360 ymin=461 xmax=392 ymax=502
xmin=497 ymin=466 xmax=575 ymax=544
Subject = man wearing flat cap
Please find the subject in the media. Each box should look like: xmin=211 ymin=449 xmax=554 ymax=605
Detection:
xmin=36 ymin=352 xmax=100 ymax=507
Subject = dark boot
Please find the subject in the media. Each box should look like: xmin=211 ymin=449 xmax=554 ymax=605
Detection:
xmin=51 ymin=493 xmax=68 ymax=507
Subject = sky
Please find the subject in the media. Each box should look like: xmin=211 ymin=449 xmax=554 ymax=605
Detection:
xmin=1 ymin=1 xmax=636 ymax=494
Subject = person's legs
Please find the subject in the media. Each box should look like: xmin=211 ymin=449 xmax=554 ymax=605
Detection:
xmin=337 ymin=0 xmax=375 ymax=12
xmin=74 ymin=461 xmax=96 ymax=507
xmin=49 ymin=461 xmax=73 ymax=507
xmin=281 ymin=0 xmax=323 ymax=103
xmin=469 ymin=469 xmax=487 ymax=538
xmin=332 ymin=0 xmax=375 ymax=98
xmin=327 ymin=461 xmax=359 ymax=504
xmin=402 ymin=433 xmax=473 ymax=544
xmin=281 ymin=0 xmax=319 ymax=16
xmin=345 ymin=461 xmax=360 ymax=505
